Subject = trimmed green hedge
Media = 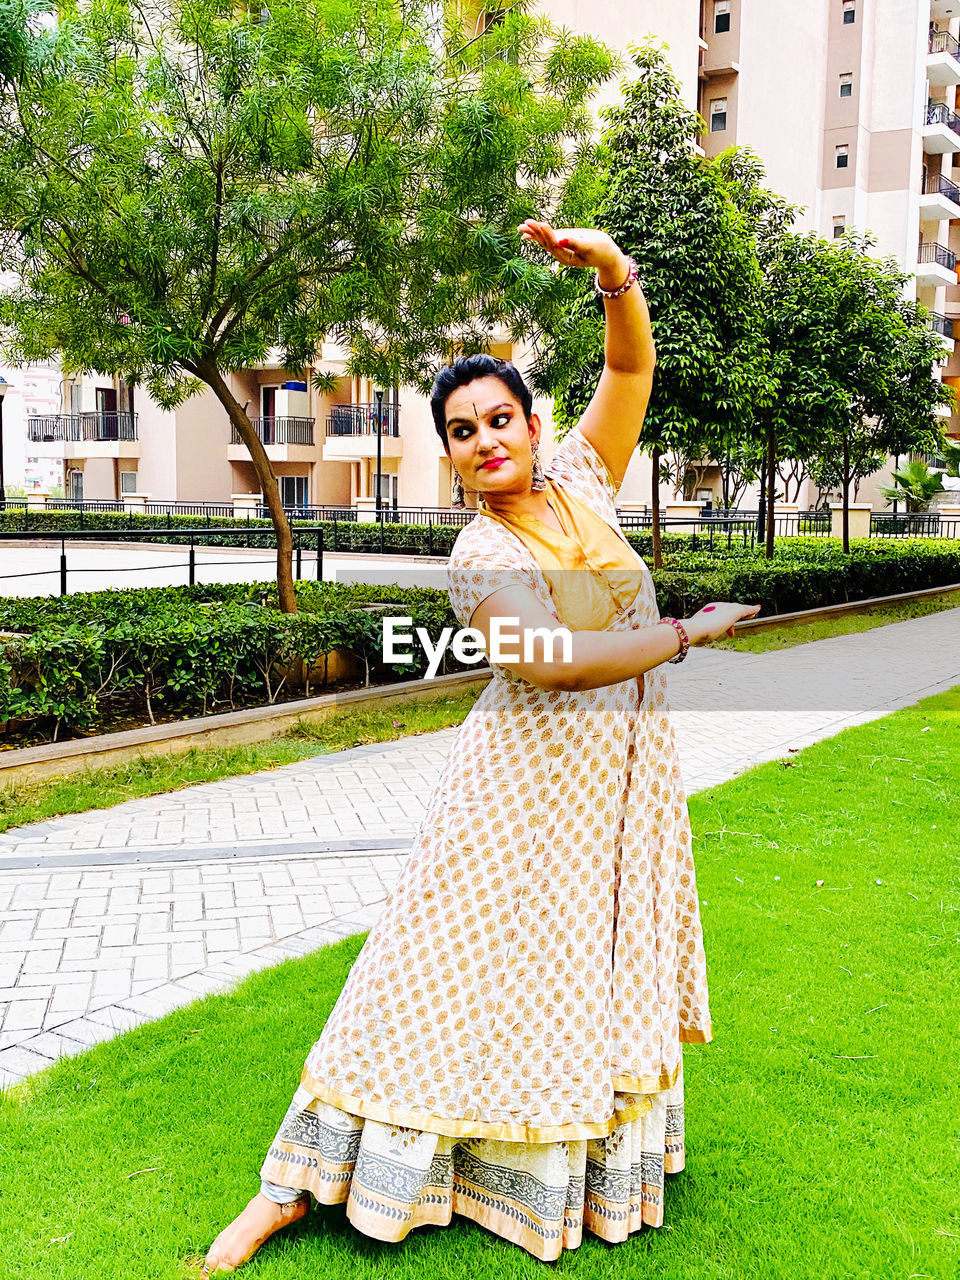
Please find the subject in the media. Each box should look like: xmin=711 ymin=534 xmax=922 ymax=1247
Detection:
xmin=0 ymin=581 xmax=464 ymax=745
xmin=1 ymin=538 xmax=958 ymax=748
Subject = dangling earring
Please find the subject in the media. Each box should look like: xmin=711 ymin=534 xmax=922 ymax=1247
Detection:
xmin=451 ymin=468 xmax=466 ymax=509
xmin=530 ymin=441 xmax=547 ymax=492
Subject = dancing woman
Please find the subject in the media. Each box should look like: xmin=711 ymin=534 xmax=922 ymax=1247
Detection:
xmin=200 ymin=221 xmax=759 ymax=1272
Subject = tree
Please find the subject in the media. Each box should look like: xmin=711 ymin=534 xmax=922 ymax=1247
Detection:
xmin=805 ymin=235 xmax=953 ymax=551
xmin=716 ymin=148 xmax=953 ymax=554
xmin=530 ymin=43 xmax=768 ymax=569
xmin=0 ymin=0 xmax=614 ymax=609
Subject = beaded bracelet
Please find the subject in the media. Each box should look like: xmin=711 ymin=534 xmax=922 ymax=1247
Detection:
xmin=659 ymin=616 xmax=690 ymax=664
xmin=594 ymin=256 xmax=638 ymax=299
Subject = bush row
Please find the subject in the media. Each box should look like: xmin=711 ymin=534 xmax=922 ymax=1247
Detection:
xmin=2 ymin=539 xmax=957 ymax=747
xmin=0 ymin=582 xmax=466 ymax=744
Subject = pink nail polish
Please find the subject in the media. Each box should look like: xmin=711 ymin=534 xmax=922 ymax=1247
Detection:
xmin=703 ymin=605 xmax=715 ymax=612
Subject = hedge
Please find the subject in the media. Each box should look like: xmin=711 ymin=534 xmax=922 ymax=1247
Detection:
xmin=1 ymin=538 xmax=958 ymax=748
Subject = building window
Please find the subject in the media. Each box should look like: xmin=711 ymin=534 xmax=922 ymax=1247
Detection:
xmin=714 ymin=1 xmax=730 ymax=34
xmin=839 ymin=73 xmax=853 ymax=99
xmin=120 ymin=470 xmax=138 ymax=494
xmin=280 ymin=475 xmax=308 ymax=508
xmin=836 ymin=143 xmax=849 ymax=169
xmin=710 ymin=98 xmax=727 ymax=132
xmin=842 ymin=0 xmax=855 ymax=23
xmin=833 ymin=216 xmax=846 ymax=238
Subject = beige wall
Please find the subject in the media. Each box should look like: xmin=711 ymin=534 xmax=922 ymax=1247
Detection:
xmin=538 ymin=1 xmax=702 ymax=111
xmin=173 ymin=386 xmax=235 ymax=502
xmin=135 ymin=395 xmax=177 ymax=498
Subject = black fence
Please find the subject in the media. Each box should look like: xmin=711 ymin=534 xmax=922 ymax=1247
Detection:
xmin=0 ymin=527 xmax=328 ymax=597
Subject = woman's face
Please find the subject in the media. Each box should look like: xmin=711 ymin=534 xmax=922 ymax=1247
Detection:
xmin=443 ymin=376 xmax=540 ymax=498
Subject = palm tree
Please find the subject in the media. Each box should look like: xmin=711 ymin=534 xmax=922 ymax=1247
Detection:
xmin=876 ymin=460 xmax=945 ymax=513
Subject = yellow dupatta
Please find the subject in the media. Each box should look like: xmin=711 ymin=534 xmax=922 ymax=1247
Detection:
xmin=478 ymin=478 xmax=647 ymax=632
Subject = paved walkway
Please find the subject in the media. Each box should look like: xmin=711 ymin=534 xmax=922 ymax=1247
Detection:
xmin=1 ymin=607 xmax=958 ymax=1085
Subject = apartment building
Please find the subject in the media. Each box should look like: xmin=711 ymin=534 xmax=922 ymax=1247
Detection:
xmin=10 ymin=0 xmax=956 ymax=513
xmin=700 ymin=0 xmax=959 ymax=508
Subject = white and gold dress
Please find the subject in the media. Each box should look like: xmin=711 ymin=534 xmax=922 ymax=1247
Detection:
xmin=259 ymin=425 xmax=712 ymax=1261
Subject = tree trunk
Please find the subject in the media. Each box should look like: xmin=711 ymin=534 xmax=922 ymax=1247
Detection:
xmin=651 ymin=442 xmax=662 ymax=570
xmin=765 ymin=422 xmax=776 ymax=558
xmin=841 ymin=433 xmax=851 ymax=555
xmin=198 ymin=359 xmax=297 ymax=613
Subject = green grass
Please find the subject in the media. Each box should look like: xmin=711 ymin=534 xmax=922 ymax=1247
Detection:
xmin=0 ymin=689 xmax=485 ymax=834
xmin=1 ymin=687 xmax=957 ymax=1279
xmin=708 ymin=590 xmax=960 ymax=653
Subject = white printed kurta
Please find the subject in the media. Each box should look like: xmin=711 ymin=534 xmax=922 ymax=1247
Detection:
xmin=260 ymin=425 xmax=712 ymax=1260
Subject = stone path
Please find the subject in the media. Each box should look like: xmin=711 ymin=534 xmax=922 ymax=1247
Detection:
xmin=1 ymin=607 xmax=958 ymax=1085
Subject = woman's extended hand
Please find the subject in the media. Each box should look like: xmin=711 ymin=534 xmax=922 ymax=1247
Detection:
xmin=518 ymin=219 xmax=628 ymax=283
xmin=685 ymin=601 xmax=762 ymax=644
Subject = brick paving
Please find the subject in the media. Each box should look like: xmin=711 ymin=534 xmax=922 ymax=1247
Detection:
xmin=1 ymin=606 xmax=957 ymax=1085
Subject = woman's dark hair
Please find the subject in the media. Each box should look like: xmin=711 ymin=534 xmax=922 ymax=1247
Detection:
xmin=430 ymin=354 xmax=533 ymax=447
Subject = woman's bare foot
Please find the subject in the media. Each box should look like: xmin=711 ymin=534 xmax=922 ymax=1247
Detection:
xmin=199 ymin=1192 xmax=310 ymax=1275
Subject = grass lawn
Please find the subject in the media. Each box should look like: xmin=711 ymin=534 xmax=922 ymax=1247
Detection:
xmin=1 ymin=687 xmax=957 ymax=1279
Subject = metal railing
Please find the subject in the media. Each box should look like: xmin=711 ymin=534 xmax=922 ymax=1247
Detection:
xmin=918 ymin=239 xmax=958 ymax=271
xmin=870 ymin=511 xmax=954 ymax=537
xmin=43 ymin=497 xmax=125 ymax=512
xmin=230 ymin=417 xmax=315 ymax=446
xmin=931 ymin=311 xmax=955 ymax=339
xmin=925 ymin=99 xmax=960 ymax=136
xmin=325 ymin=403 xmax=400 ymax=437
xmin=27 ymin=412 xmax=139 ymax=443
xmin=923 ymin=170 xmax=960 ymax=205
xmin=6 ymin=500 xmax=958 ymax=543
xmin=929 ymin=29 xmax=960 ymax=59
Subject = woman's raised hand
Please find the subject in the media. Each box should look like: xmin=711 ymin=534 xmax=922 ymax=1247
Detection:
xmin=517 ymin=219 xmax=627 ymax=278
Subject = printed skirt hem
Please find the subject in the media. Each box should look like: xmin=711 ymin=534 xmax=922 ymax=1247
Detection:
xmin=260 ymin=1056 xmax=687 ymax=1262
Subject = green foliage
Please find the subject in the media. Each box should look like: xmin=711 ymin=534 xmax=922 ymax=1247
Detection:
xmin=876 ymin=459 xmax=946 ymax=513
xmin=648 ymin=536 xmax=960 ymax=617
xmin=0 ymin=0 xmax=614 ymax=391
xmin=0 ymin=504 xmax=466 ymax=553
xmin=532 ymin=43 xmax=768 ymax=476
xmin=0 ymin=579 xmax=472 ymax=742
xmin=0 ymin=0 xmax=616 ymax=605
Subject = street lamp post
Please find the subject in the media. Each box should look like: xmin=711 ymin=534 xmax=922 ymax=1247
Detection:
xmin=0 ymin=375 xmax=9 ymax=511
xmin=374 ymin=388 xmax=384 ymax=520
xmin=892 ymin=453 xmax=900 ymax=515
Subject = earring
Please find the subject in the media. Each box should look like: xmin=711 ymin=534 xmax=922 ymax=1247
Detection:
xmin=531 ymin=441 xmax=547 ymax=492
xmin=451 ymin=468 xmax=466 ymax=509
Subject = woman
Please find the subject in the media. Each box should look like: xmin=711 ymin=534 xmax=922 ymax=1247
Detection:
xmin=200 ymin=221 xmax=760 ymax=1272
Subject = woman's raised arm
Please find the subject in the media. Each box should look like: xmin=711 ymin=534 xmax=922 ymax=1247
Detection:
xmin=518 ymin=219 xmax=655 ymax=488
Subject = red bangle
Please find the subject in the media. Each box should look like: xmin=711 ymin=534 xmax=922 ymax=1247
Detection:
xmin=659 ymin=617 xmax=689 ymax=664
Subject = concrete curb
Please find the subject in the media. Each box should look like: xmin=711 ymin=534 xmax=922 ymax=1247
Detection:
xmin=0 ymin=668 xmax=492 ymax=788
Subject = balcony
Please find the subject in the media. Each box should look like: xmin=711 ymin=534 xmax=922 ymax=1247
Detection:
xmin=322 ymin=402 xmax=403 ymax=461
xmin=931 ymin=310 xmax=956 ymax=354
xmin=917 ymin=239 xmax=958 ymax=286
xmin=227 ymin=415 xmax=317 ymax=463
xmin=922 ymin=100 xmax=960 ymax=153
xmin=928 ymin=29 xmax=960 ymax=86
xmin=920 ymin=171 xmax=960 ymax=222
xmin=931 ymin=310 xmax=955 ymax=338
xmin=27 ymin=412 xmax=140 ymax=459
